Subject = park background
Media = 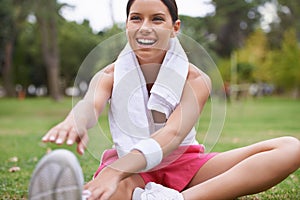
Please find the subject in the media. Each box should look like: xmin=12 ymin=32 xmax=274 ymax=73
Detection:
xmin=1 ymin=0 xmax=300 ymax=199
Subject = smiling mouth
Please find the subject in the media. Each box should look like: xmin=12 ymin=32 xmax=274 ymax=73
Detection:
xmin=136 ymin=38 xmax=157 ymax=46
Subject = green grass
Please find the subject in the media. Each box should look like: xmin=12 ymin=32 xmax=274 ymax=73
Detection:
xmin=0 ymin=97 xmax=299 ymax=199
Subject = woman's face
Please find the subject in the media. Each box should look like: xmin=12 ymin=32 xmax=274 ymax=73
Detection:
xmin=126 ymin=0 xmax=180 ymax=64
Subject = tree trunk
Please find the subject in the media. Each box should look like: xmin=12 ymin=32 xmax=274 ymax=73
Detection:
xmin=36 ymin=0 xmax=61 ymax=101
xmin=2 ymin=40 xmax=15 ymax=97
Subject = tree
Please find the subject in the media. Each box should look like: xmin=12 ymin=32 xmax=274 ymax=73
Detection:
xmin=238 ymin=29 xmax=270 ymax=83
xmin=277 ymin=0 xmax=300 ymax=35
xmin=14 ymin=20 xmax=45 ymax=88
xmin=274 ymin=28 xmax=300 ymax=97
xmin=58 ymin=19 xmax=102 ymax=87
xmin=0 ymin=0 xmax=31 ymax=96
xmin=266 ymin=0 xmax=300 ymax=49
xmin=211 ymin=0 xmax=269 ymax=57
xmin=0 ymin=0 xmax=14 ymax=96
xmin=34 ymin=0 xmax=61 ymax=100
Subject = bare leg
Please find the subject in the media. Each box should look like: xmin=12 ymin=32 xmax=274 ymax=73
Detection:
xmin=93 ymin=174 xmax=145 ymax=200
xmin=182 ymin=136 xmax=300 ymax=200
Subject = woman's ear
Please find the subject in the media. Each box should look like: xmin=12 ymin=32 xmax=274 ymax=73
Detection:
xmin=171 ymin=20 xmax=181 ymax=37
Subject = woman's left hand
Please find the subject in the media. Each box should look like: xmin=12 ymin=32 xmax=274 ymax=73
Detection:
xmin=84 ymin=167 xmax=121 ymax=200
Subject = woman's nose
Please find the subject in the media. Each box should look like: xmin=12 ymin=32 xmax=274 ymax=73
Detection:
xmin=140 ymin=19 xmax=152 ymax=34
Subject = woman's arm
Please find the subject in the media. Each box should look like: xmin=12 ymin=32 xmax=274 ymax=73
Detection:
xmin=42 ymin=64 xmax=114 ymax=155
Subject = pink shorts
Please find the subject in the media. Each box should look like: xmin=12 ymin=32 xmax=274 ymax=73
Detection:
xmin=94 ymin=145 xmax=218 ymax=191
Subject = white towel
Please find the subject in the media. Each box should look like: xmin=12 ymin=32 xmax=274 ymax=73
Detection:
xmin=148 ymin=37 xmax=189 ymax=118
xmin=108 ymin=37 xmax=190 ymax=157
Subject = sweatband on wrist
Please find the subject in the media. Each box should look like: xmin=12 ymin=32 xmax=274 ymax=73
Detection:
xmin=132 ymin=138 xmax=163 ymax=171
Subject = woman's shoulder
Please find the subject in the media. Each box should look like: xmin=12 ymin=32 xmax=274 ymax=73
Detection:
xmin=90 ymin=63 xmax=115 ymax=89
xmin=93 ymin=63 xmax=115 ymax=80
xmin=187 ymin=63 xmax=211 ymax=86
xmin=184 ymin=63 xmax=211 ymax=102
xmin=102 ymin=63 xmax=115 ymax=76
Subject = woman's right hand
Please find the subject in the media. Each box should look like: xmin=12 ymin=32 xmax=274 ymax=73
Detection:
xmin=42 ymin=66 xmax=114 ymax=156
xmin=42 ymin=116 xmax=89 ymax=155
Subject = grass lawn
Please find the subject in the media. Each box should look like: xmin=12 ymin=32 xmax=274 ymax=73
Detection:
xmin=0 ymin=97 xmax=299 ymax=199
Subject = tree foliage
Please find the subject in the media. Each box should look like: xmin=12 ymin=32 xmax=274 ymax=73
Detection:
xmin=211 ymin=0 xmax=266 ymax=57
xmin=274 ymin=29 xmax=300 ymax=93
xmin=238 ymin=29 xmax=269 ymax=83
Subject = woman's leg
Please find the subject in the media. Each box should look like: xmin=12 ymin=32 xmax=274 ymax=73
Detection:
xmin=182 ymin=136 xmax=300 ymax=200
xmin=94 ymin=174 xmax=145 ymax=200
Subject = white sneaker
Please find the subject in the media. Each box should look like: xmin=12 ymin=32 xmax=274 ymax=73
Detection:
xmin=28 ymin=149 xmax=84 ymax=200
xmin=132 ymin=182 xmax=184 ymax=200
xmin=132 ymin=187 xmax=145 ymax=200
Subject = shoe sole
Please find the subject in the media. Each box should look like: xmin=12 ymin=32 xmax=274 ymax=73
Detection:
xmin=28 ymin=149 xmax=83 ymax=200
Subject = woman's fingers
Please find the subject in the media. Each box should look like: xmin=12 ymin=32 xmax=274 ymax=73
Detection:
xmin=43 ymin=124 xmax=71 ymax=144
xmin=42 ymin=126 xmax=59 ymax=142
xmin=65 ymin=127 xmax=78 ymax=146
xmin=41 ymin=122 xmax=89 ymax=154
xmin=55 ymin=125 xmax=71 ymax=144
xmin=76 ymin=130 xmax=89 ymax=155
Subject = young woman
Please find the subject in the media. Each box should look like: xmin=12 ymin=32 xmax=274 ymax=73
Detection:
xmin=32 ymin=0 xmax=300 ymax=199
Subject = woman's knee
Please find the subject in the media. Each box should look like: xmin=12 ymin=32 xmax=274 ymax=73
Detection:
xmin=278 ymin=136 xmax=300 ymax=170
xmin=279 ymin=136 xmax=300 ymax=151
xmin=109 ymin=175 xmax=144 ymax=200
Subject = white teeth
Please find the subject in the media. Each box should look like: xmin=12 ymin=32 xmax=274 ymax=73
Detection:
xmin=137 ymin=39 xmax=156 ymax=45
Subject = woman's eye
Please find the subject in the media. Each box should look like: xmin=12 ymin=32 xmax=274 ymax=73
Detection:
xmin=153 ymin=17 xmax=164 ymax=22
xmin=130 ymin=16 xmax=141 ymax=21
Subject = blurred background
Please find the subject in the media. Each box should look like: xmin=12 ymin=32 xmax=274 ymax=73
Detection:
xmin=0 ymin=0 xmax=299 ymax=101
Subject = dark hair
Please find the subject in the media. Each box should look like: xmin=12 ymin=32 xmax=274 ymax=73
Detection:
xmin=126 ymin=0 xmax=179 ymax=24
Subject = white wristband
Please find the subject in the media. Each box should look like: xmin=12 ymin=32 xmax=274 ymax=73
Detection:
xmin=132 ymin=138 xmax=163 ymax=171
